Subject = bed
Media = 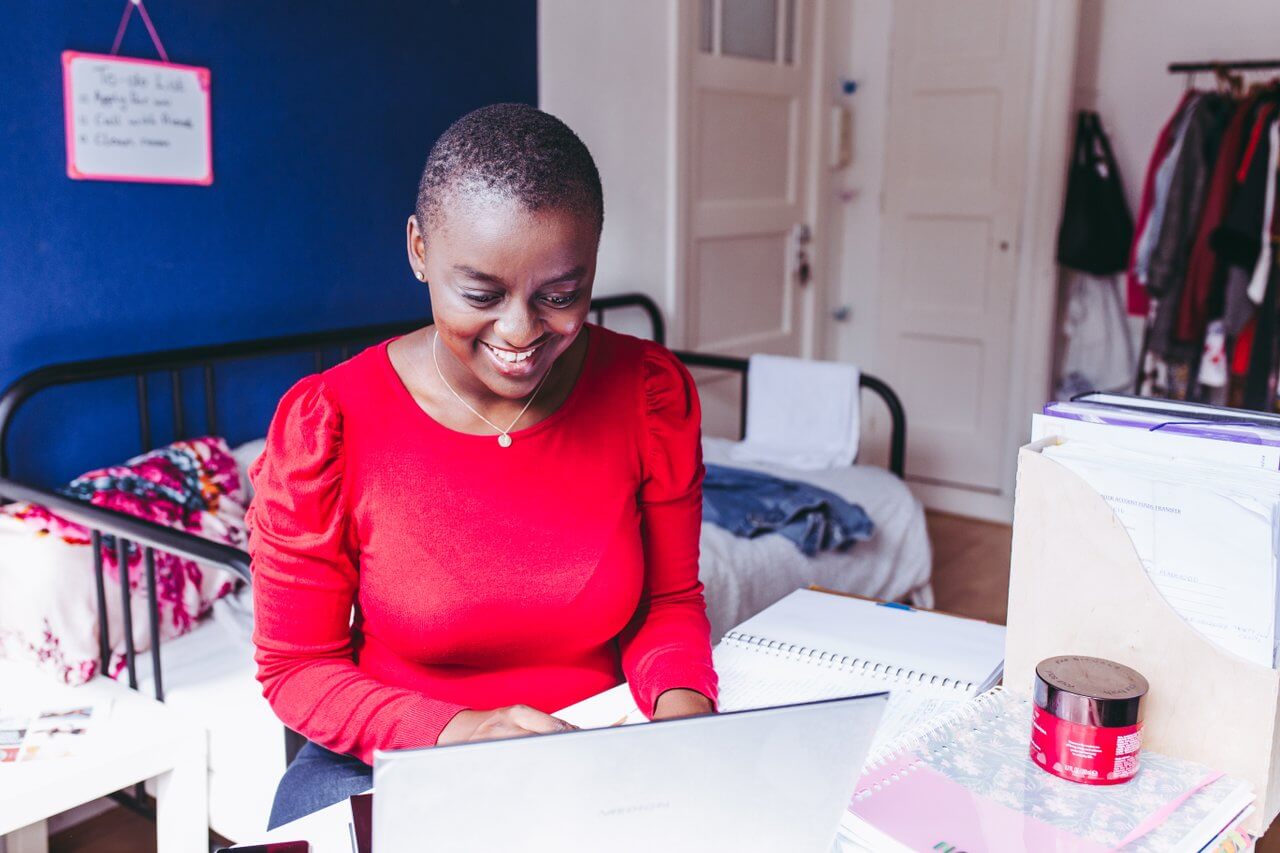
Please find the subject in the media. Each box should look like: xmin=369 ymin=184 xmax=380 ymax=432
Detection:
xmin=0 ymin=293 xmax=929 ymax=841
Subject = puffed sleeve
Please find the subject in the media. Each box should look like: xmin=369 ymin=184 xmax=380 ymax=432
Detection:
xmin=617 ymin=346 xmax=720 ymax=717
xmin=247 ymin=375 xmax=466 ymax=763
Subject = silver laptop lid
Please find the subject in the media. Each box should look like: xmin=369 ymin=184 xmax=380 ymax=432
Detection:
xmin=373 ymin=693 xmax=887 ymax=853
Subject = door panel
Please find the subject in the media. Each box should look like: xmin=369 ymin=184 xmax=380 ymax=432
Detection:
xmin=879 ymin=0 xmax=1033 ymax=492
xmin=685 ymin=0 xmax=813 ymax=358
xmin=694 ymin=232 xmax=791 ymax=346
xmin=696 ymin=91 xmax=794 ymax=202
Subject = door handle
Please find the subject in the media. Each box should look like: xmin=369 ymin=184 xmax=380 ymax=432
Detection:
xmin=793 ymin=223 xmax=813 ymax=287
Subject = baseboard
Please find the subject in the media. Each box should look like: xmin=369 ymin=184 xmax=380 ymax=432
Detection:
xmin=909 ymin=479 xmax=1013 ymax=523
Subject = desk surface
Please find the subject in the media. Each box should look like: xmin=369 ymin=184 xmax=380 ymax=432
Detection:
xmin=0 ymin=660 xmax=205 ymax=836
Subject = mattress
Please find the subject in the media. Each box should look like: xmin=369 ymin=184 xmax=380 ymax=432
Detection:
xmin=126 ymin=437 xmax=930 ymax=840
xmin=699 ymin=437 xmax=932 ymax=639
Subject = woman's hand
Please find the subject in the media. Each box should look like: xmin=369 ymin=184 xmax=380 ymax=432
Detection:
xmin=651 ymin=688 xmax=715 ymax=721
xmin=438 ymin=705 xmax=577 ymax=745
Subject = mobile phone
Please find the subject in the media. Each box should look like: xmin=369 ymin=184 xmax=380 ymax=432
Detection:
xmin=215 ymin=842 xmax=310 ymax=853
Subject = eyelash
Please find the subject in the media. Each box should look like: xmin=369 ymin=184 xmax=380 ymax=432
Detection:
xmin=461 ymin=292 xmax=579 ymax=309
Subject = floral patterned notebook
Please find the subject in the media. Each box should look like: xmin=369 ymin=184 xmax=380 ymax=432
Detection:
xmin=844 ymin=689 xmax=1254 ymax=852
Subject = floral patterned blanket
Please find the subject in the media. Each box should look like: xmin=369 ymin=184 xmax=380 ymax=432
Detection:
xmin=0 ymin=437 xmax=247 ymax=684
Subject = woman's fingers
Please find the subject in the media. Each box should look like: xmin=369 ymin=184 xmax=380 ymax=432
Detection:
xmin=468 ymin=705 xmax=577 ymax=742
xmin=507 ymin=704 xmax=577 ymax=734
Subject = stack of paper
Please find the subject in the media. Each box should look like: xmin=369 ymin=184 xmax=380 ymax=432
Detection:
xmin=1034 ymin=395 xmax=1280 ymax=668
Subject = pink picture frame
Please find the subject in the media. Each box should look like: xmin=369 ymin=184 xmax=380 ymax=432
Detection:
xmin=62 ymin=50 xmax=213 ymax=186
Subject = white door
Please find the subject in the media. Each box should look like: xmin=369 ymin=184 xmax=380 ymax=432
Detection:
xmin=876 ymin=0 xmax=1035 ymax=513
xmin=684 ymin=0 xmax=816 ymax=358
xmin=683 ymin=0 xmax=820 ymax=436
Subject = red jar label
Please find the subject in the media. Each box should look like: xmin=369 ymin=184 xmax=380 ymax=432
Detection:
xmin=1029 ymin=704 xmax=1142 ymax=785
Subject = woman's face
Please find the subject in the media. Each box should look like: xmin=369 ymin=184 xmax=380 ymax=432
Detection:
xmin=408 ymin=195 xmax=598 ymax=400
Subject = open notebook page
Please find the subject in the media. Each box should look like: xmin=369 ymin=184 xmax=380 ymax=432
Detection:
xmin=712 ymin=640 xmax=963 ymax=757
xmin=555 ymin=645 xmax=965 ymax=760
xmin=729 ymin=589 xmax=1006 ymax=692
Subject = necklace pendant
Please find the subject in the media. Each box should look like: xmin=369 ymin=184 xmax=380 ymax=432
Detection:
xmin=497 ymin=433 xmax=513 ymax=448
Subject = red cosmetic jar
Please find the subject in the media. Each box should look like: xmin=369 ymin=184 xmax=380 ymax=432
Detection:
xmin=1029 ymin=655 xmax=1149 ymax=785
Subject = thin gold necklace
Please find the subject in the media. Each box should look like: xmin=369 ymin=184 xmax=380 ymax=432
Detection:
xmin=431 ymin=330 xmax=552 ymax=448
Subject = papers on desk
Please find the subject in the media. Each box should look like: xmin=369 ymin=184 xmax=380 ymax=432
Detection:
xmin=1035 ymin=398 xmax=1280 ymax=667
xmin=713 ymin=590 xmax=1004 ymax=757
xmin=0 ymin=701 xmax=111 ymax=763
xmin=559 ymin=589 xmax=1006 ymax=761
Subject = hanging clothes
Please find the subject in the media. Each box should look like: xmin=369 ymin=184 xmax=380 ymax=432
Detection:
xmin=1146 ymin=93 xmax=1234 ymax=359
xmin=1126 ymin=92 xmax=1198 ymax=317
xmin=1247 ymin=120 xmax=1280 ymax=305
xmin=1132 ymin=95 xmax=1200 ymax=293
xmin=1124 ymin=79 xmax=1280 ymax=410
xmin=1175 ymin=94 xmax=1263 ymax=346
xmin=1217 ymin=106 xmax=1277 ymax=333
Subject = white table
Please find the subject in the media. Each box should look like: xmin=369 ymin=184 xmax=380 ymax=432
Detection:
xmin=0 ymin=660 xmax=208 ymax=853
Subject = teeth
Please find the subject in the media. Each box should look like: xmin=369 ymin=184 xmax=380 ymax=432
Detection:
xmin=488 ymin=343 xmax=536 ymax=364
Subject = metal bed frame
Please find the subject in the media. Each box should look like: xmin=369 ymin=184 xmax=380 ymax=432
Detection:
xmin=0 ymin=292 xmax=905 ymax=775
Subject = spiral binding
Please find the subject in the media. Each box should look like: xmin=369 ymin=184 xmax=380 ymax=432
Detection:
xmin=855 ymin=685 xmax=1010 ymax=798
xmin=721 ymin=630 xmax=979 ymax=694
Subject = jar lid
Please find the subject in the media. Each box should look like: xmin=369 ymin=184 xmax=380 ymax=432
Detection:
xmin=1034 ymin=655 xmax=1148 ymax=727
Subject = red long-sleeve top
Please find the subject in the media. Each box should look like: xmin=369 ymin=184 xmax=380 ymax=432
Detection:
xmin=246 ymin=326 xmax=718 ymax=764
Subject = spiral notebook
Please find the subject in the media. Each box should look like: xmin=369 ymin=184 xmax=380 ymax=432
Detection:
xmin=710 ymin=589 xmax=1005 ymax=755
xmin=841 ymin=690 xmax=1255 ymax=853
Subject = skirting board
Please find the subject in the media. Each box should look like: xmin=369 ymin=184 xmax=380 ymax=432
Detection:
xmin=1005 ymin=441 xmax=1280 ymax=836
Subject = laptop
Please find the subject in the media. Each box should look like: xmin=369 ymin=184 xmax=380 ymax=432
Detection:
xmin=372 ymin=693 xmax=887 ymax=853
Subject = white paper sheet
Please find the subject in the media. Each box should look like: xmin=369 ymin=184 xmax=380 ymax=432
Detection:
xmin=1044 ymin=441 xmax=1280 ymax=667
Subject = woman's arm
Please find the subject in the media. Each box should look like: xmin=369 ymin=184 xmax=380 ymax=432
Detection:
xmin=617 ymin=347 xmax=720 ymax=717
xmin=249 ymin=376 xmax=475 ymax=764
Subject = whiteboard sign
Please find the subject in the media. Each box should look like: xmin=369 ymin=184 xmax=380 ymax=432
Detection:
xmin=62 ymin=51 xmax=212 ymax=185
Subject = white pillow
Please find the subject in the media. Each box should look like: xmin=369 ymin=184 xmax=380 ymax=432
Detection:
xmin=230 ymin=438 xmax=267 ymax=502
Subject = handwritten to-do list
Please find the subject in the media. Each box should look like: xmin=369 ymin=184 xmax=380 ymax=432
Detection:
xmin=62 ymin=51 xmax=212 ymax=185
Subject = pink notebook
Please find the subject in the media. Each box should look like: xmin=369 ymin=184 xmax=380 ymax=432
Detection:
xmin=851 ymin=751 xmax=1108 ymax=852
xmin=843 ymin=691 xmax=1253 ymax=853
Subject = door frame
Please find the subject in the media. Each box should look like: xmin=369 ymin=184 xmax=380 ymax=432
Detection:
xmin=667 ymin=0 xmax=831 ymax=354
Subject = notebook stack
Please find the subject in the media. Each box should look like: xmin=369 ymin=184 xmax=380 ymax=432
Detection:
xmin=840 ymin=690 xmax=1256 ymax=852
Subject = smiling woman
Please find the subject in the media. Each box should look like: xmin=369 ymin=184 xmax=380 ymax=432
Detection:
xmin=245 ymin=104 xmax=719 ymax=829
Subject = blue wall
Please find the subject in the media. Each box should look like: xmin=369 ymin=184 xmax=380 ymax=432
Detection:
xmin=0 ymin=1 xmax=538 ymax=486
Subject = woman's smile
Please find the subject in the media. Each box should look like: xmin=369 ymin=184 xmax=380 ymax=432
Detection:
xmin=480 ymin=337 xmax=549 ymax=378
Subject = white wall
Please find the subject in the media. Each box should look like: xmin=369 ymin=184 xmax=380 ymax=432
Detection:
xmin=538 ymin=0 xmax=680 ymax=340
xmin=822 ymin=0 xmax=892 ymax=377
xmin=1074 ymin=0 xmax=1280 ymax=216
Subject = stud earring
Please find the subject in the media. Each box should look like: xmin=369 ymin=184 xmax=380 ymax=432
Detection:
xmin=415 ymin=270 xmax=426 ymax=282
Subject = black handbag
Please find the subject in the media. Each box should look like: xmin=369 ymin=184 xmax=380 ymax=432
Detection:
xmin=1057 ymin=111 xmax=1134 ymax=275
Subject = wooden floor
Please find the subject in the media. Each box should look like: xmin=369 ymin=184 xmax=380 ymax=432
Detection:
xmin=45 ymin=511 xmax=1273 ymax=849
xmin=925 ymin=510 xmax=1013 ymax=625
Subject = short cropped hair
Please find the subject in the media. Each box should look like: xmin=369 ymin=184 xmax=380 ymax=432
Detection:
xmin=415 ymin=103 xmax=604 ymax=236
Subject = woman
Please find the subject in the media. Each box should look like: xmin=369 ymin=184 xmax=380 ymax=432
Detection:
xmin=248 ymin=103 xmax=718 ymax=828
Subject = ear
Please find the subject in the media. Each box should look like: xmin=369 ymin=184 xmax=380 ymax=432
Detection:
xmin=405 ymin=214 xmax=428 ymax=278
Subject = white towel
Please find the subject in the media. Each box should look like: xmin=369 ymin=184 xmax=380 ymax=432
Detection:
xmin=728 ymin=353 xmax=860 ymax=470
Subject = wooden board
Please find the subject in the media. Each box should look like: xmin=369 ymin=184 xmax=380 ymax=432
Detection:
xmin=1005 ymin=442 xmax=1280 ymax=835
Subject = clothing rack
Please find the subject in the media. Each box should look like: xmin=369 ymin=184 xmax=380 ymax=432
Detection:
xmin=1168 ymin=59 xmax=1280 ymax=74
